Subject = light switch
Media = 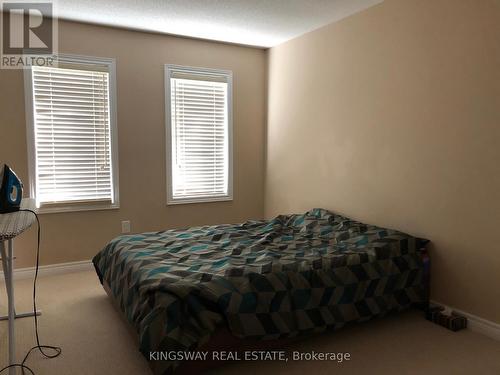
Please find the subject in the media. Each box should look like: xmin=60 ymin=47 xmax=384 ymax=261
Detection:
xmin=121 ymin=220 xmax=131 ymax=234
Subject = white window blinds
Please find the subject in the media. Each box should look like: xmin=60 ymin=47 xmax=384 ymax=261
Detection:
xmin=167 ymin=66 xmax=232 ymax=203
xmin=30 ymin=61 xmax=116 ymax=207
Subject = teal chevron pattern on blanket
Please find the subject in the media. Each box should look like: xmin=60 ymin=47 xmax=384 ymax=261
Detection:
xmin=93 ymin=208 xmax=427 ymax=374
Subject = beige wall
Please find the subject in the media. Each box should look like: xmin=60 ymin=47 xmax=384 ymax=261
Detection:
xmin=0 ymin=20 xmax=267 ymax=268
xmin=266 ymin=0 xmax=500 ymax=322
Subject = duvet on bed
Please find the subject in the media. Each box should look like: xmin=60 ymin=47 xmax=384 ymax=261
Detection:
xmin=93 ymin=208 xmax=428 ymax=374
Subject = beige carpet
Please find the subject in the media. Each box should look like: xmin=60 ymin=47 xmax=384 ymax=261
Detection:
xmin=1 ymin=270 xmax=500 ymax=374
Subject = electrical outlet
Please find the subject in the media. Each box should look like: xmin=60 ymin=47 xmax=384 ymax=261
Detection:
xmin=121 ymin=220 xmax=131 ymax=234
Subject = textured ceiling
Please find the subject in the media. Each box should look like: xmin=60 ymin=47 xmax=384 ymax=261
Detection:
xmin=55 ymin=0 xmax=383 ymax=48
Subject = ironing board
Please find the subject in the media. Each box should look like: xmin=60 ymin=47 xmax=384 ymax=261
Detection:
xmin=0 ymin=198 xmax=41 ymax=374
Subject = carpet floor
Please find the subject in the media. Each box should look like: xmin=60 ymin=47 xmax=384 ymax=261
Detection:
xmin=1 ymin=270 xmax=499 ymax=374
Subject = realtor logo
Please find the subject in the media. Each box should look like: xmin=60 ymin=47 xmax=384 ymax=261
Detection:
xmin=1 ymin=1 xmax=57 ymax=68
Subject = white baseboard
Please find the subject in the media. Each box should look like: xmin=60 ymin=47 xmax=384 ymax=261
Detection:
xmin=0 ymin=260 xmax=93 ymax=281
xmin=431 ymin=300 xmax=500 ymax=342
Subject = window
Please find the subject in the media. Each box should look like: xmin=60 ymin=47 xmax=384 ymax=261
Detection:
xmin=24 ymin=54 xmax=119 ymax=212
xmin=165 ymin=65 xmax=233 ymax=204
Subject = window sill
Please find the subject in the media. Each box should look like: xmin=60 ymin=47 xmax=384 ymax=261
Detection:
xmin=167 ymin=195 xmax=233 ymax=205
xmin=36 ymin=203 xmax=120 ymax=214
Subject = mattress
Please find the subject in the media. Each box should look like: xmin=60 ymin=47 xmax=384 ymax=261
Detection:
xmin=93 ymin=208 xmax=428 ymax=374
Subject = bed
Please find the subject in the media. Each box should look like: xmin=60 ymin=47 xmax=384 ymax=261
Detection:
xmin=93 ymin=208 xmax=429 ymax=374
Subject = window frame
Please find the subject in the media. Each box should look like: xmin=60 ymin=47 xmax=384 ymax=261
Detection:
xmin=24 ymin=53 xmax=120 ymax=214
xmin=164 ymin=64 xmax=233 ymax=205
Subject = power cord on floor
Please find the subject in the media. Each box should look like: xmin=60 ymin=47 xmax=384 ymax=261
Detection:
xmin=0 ymin=209 xmax=62 ymax=374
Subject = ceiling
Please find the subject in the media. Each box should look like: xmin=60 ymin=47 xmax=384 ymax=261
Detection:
xmin=55 ymin=0 xmax=383 ymax=48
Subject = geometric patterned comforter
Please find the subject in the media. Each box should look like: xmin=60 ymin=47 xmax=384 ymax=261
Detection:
xmin=93 ymin=208 xmax=428 ymax=374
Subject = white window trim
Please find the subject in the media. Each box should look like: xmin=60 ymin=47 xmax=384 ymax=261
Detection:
xmin=24 ymin=53 xmax=120 ymax=214
xmin=164 ymin=64 xmax=233 ymax=205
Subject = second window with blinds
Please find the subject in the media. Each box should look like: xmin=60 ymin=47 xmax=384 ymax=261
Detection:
xmin=165 ymin=65 xmax=233 ymax=204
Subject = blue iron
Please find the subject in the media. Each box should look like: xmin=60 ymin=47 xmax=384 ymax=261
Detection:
xmin=0 ymin=164 xmax=23 ymax=213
